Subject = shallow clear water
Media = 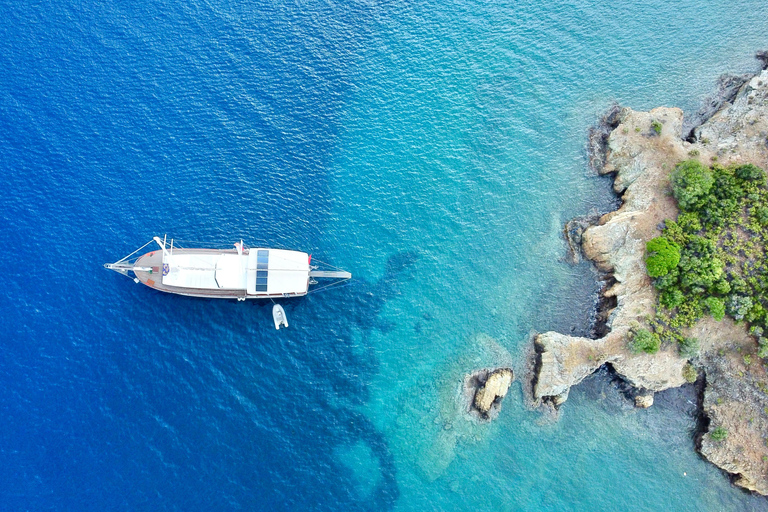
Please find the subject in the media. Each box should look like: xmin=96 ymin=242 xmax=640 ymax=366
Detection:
xmin=1 ymin=0 xmax=767 ymax=509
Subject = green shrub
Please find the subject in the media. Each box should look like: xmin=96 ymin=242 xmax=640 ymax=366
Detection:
xmin=671 ymin=160 xmax=714 ymax=211
xmin=677 ymin=212 xmax=702 ymax=234
xmin=678 ymin=337 xmax=700 ymax=358
xmin=677 ymin=237 xmax=724 ymax=290
xmin=703 ymin=297 xmax=725 ymax=321
xmin=651 ymin=120 xmax=662 ymax=135
xmin=674 ymin=300 xmax=705 ymax=327
xmin=678 ymin=255 xmax=724 ymax=290
xmin=752 ymin=206 xmax=768 ymax=226
xmin=734 ymin=163 xmax=766 ymax=182
xmin=727 ymin=295 xmax=753 ymax=321
xmin=700 ymin=197 xmax=739 ymax=229
xmin=758 ymin=338 xmax=768 ymax=359
xmin=747 ymin=302 xmax=766 ymax=323
xmin=654 ymin=268 xmax=680 ymax=291
xmin=684 ymin=234 xmax=716 ymax=258
xmin=645 ymin=237 xmax=681 ymax=278
xmin=660 ymin=288 xmax=685 ymax=309
xmin=682 ymin=363 xmax=698 ymax=383
xmin=710 ymin=279 xmax=731 ymax=296
xmin=709 ymin=426 xmax=728 ymax=441
xmin=662 ymin=219 xmax=688 ymax=246
xmin=712 ymin=166 xmax=743 ymax=200
xmin=730 ymin=277 xmax=749 ymax=295
xmin=630 ymin=329 xmax=661 ymax=354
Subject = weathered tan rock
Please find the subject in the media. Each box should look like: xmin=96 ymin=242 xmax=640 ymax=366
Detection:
xmin=473 ymin=368 xmax=513 ymax=415
xmin=634 ymin=394 xmax=653 ymax=408
xmin=532 ymin=66 xmax=768 ymax=494
xmin=691 ymin=318 xmax=768 ymax=496
xmin=696 ymin=70 xmax=768 ymax=167
xmin=534 ymin=106 xmax=690 ymax=405
xmin=534 ymin=332 xmax=614 ymax=400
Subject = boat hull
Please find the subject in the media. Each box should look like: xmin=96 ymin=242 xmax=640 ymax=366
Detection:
xmin=133 ymin=248 xmax=310 ymax=300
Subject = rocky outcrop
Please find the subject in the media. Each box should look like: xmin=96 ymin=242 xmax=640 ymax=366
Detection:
xmin=634 ymin=394 xmax=654 ymax=408
xmin=695 ymin=70 xmax=768 ymax=165
xmin=532 ymin=63 xmax=768 ymax=494
xmin=587 ymin=104 xmax=623 ymax=173
xmin=563 ymin=214 xmax=601 ymax=265
xmin=690 ymin=317 xmax=768 ymax=496
xmin=466 ymin=367 xmax=514 ymax=420
xmin=682 ymin=74 xmax=753 ymax=141
xmin=533 ymin=105 xmax=691 ymax=406
xmin=683 ymin=50 xmax=768 ymax=140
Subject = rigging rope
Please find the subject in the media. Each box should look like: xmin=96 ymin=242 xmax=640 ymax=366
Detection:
xmin=114 ymin=239 xmax=155 ymax=264
xmin=306 ymin=277 xmax=352 ymax=295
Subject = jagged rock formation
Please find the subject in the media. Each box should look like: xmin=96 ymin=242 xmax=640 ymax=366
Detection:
xmin=534 ymin=105 xmax=691 ymax=406
xmin=682 ymin=74 xmax=753 ymax=141
xmin=634 ymin=394 xmax=654 ymax=408
xmin=532 ymin=63 xmax=768 ymax=494
xmin=696 ymin=71 xmax=768 ymax=164
xmin=690 ymin=316 xmax=768 ymax=495
xmin=472 ymin=368 xmax=513 ymax=415
xmin=563 ymin=214 xmax=601 ymax=265
xmin=683 ymin=51 xmax=768 ymax=140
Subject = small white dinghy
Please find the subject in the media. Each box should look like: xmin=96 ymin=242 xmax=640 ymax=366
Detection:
xmin=272 ymin=304 xmax=288 ymax=330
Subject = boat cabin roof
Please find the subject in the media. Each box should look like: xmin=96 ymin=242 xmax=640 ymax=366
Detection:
xmin=161 ymin=248 xmax=309 ymax=295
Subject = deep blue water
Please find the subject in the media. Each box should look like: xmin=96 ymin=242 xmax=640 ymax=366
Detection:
xmin=1 ymin=0 xmax=768 ymax=510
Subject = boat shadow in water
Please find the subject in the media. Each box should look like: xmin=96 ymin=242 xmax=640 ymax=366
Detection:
xmin=242 ymin=250 xmax=418 ymax=510
xmin=349 ymin=250 xmax=419 ymax=334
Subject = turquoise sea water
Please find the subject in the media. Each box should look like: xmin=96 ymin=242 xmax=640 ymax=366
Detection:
xmin=325 ymin=1 xmax=768 ymax=510
xmin=1 ymin=0 xmax=768 ymax=509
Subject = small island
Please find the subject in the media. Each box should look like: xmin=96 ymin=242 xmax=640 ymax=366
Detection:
xmin=531 ymin=55 xmax=768 ymax=494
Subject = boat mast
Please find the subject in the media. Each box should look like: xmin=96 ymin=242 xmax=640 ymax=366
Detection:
xmin=153 ymin=235 xmax=171 ymax=259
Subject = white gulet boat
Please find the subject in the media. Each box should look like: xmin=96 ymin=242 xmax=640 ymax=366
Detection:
xmin=104 ymin=236 xmax=351 ymax=301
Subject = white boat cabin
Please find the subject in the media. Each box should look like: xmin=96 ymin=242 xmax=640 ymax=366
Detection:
xmin=162 ymin=248 xmax=310 ymax=296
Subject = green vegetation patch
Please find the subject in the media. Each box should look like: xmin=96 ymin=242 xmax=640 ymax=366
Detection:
xmin=645 ymin=237 xmax=681 ymax=277
xmin=671 ymin=160 xmax=714 ymax=211
xmin=682 ymin=363 xmax=698 ymax=383
xmin=709 ymin=426 xmax=728 ymax=441
xmin=678 ymin=337 xmax=700 ymax=358
xmin=630 ymin=328 xmax=661 ymax=354
xmin=643 ymin=160 xmax=768 ymax=358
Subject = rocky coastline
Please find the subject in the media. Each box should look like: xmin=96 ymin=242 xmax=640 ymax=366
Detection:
xmin=531 ymin=54 xmax=768 ymax=494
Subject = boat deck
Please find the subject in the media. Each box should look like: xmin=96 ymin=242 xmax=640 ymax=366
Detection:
xmin=134 ymin=248 xmax=309 ymax=300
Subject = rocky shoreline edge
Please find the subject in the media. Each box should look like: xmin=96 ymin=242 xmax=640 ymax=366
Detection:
xmin=529 ymin=52 xmax=768 ymax=495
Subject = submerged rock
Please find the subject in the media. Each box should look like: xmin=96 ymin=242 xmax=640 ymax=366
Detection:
xmin=563 ymin=214 xmax=601 ymax=265
xmin=409 ymin=333 xmax=515 ymax=482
